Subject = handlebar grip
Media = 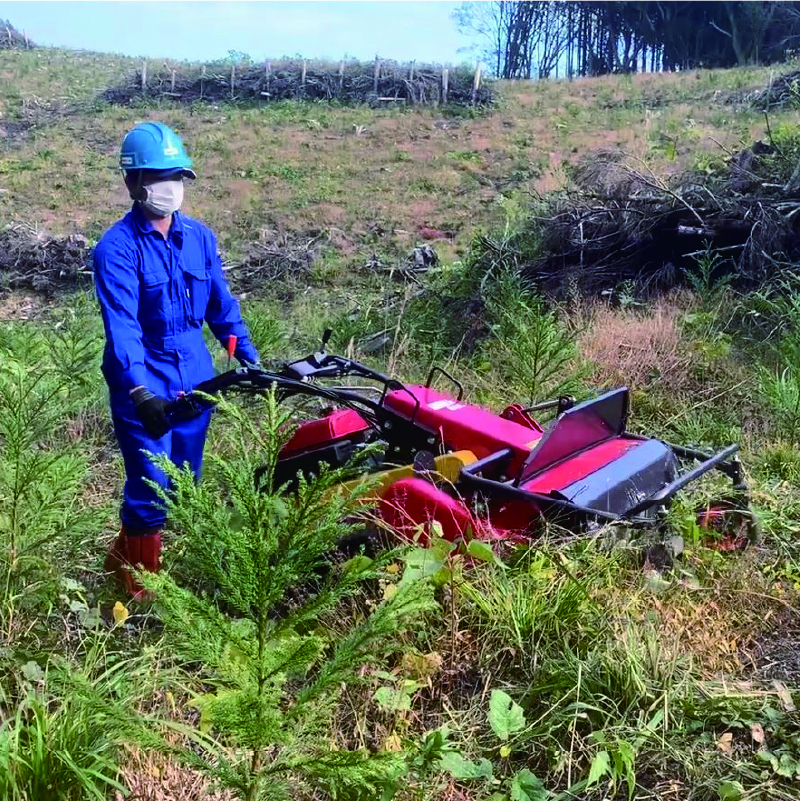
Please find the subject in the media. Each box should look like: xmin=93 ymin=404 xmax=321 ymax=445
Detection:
xmin=163 ymin=393 xmax=215 ymax=429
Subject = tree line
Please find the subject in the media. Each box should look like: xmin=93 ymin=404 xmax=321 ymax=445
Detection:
xmin=455 ymin=2 xmax=800 ymax=79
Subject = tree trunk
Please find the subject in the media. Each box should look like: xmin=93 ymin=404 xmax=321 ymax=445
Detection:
xmin=724 ymin=1 xmax=748 ymax=65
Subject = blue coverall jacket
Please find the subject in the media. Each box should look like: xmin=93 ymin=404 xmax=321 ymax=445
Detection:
xmin=93 ymin=203 xmax=258 ymax=529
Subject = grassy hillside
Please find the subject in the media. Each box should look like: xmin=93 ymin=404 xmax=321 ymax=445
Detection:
xmin=1 ymin=45 xmax=800 ymax=801
xmin=0 ymin=48 xmax=788 ymax=253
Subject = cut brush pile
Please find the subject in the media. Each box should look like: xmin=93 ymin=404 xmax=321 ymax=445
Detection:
xmin=746 ymin=68 xmax=800 ymax=111
xmin=480 ymin=138 xmax=800 ymax=296
xmin=101 ymin=58 xmax=493 ymax=107
xmin=0 ymin=225 xmax=92 ymax=294
xmin=0 ymin=20 xmax=33 ymax=50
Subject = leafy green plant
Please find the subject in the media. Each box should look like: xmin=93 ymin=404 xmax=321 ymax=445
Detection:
xmin=0 ymin=688 xmax=125 ymax=801
xmin=481 ymin=270 xmax=583 ymax=404
xmin=427 ymin=687 xmax=550 ymax=800
xmin=489 ymin=689 xmax=526 ymax=747
xmin=758 ymin=364 xmax=800 ymax=442
xmin=460 ymin=546 xmax=595 ymax=656
xmin=0 ymin=625 xmax=146 ymax=801
xmin=684 ymin=244 xmax=734 ymax=306
xmin=138 ymin=389 xmax=436 ymax=801
xmin=756 ymin=292 xmax=800 ymax=442
xmin=584 ymin=733 xmax=636 ymax=801
xmin=241 ymin=306 xmax=286 ymax=359
xmin=0 ymin=321 xmax=103 ymax=643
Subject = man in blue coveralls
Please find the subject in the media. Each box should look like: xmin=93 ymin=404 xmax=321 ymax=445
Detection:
xmin=94 ymin=122 xmax=258 ymax=599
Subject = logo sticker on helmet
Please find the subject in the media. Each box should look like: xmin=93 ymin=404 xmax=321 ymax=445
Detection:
xmin=163 ymin=145 xmax=179 ymax=156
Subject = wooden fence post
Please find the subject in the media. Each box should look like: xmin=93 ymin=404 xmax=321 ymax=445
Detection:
xmin=441 ymin=67 xmax=449 ymax=104
xmin=23 ymin=30 xmax=28 ymax=48
xmin=170 ymin=70 xmax=176 ymax=92
xmin=373 ymin=55 xmax=380 ymax=93
xmin=230 ymin=62 xmax=235 ymax=99
xmin=200 ymin=64 xmax=206 ymax=99
xmin=338 ymin=60 xmax=344 ymax=93
xmin=141 ymin=60 xmax=147 ymax=90
xmin=301 ymin=59 xmax=307 ymax=94
xmin=264 ymin=60 xmax=271 ymax=100
xmin=5 ymin=28 xmax=11 ymax=47
xmin=409 ymin=60 xmax=415 ymax=81
xmin=471 ymin=62 xmax=482 ymax=105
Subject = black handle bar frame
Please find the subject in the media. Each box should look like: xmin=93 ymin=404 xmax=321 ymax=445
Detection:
xmin=164 ymin=353 xmax=434 ymax=460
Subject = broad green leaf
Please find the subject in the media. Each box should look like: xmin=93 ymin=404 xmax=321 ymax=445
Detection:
xmin=374 ymin=685 xmax=413 ymax=712
xmin=438 ymin=751 xmax=493 ymax=781
xmin=374 ymin=681 xmax=424 ymax=712
xmin=643 ymin=569 xmax=670 ymax=595
xmin=668 ymin=535 xmax=684 ymax=557
xmin=587 ymin=749 xmax=610 ymax=787
xmin=718 ymin=780 xmax=744 ymax=801
xmin=489 ymin=689 xmax=526 ymax=741
xmin=399 ymin=547 xmax=444 ymax=586
xmin=510 ymin=768 xmax=547 ymax=801
xmin=77 ymin=605 xmax=102 ymax=630
xmin=613 ymin=740 xmax=636 ymax=801
xmin=467 ymin=538 xmax=500 ymax=564
xmin=21 ymin=660 xmax=43 ymax=682
xmin=341 ymin=554 xmax=374 ymax=574
xmin=777 ymin=752 xmax=799 ymax=778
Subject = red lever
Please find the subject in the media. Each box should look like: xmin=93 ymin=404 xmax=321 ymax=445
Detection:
xmin=226 ymin=334 xmax=237 ymax=367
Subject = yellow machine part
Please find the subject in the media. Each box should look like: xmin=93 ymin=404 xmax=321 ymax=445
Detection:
xmin=339 ymin=450 xmax=478 ymax=499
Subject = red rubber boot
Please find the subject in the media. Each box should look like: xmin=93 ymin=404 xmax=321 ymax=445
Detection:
xmin=104 ymin=526 xmax=161 ymax=601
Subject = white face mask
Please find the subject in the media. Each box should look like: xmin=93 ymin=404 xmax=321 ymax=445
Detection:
xmin=141 ymin=179 xmax=184 ymax=217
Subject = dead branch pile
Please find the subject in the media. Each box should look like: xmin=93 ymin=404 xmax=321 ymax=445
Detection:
xmin=747 ymin=70 xmax=800 ymax=110
xmin=0 ymin=225 xmax=91 ymax=294
xmin=365 ymin=244 xmax=439 ymax=283
xmin=0 ymin=20 xmax=34 ymax=50
xmin=100 ymin=59 xmax=492 ymax=107
xmin=224 ymin=235 xmax=320 ymax=293
xmin=0 ymin=224 xmax=324 ymax=297
xmin=502 ymin=144 xmax=800 ymax=295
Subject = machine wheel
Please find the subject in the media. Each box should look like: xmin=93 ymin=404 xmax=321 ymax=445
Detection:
xmin=697 ymin=498 xmax=758 ymax=551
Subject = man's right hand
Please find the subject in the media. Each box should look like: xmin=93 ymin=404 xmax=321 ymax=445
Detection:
xmin=130 ymin=387 xmax=171 ymax=439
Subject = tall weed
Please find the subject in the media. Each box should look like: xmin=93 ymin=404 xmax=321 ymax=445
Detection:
xmin=756 ymin=290 xmax=800 ymax=441
xmin=0 ymin=688 xmax=125 ymax=800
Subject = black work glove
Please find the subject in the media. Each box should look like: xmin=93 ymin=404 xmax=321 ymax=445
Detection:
xmin=130 ymin=387 xmax=171 ymax=439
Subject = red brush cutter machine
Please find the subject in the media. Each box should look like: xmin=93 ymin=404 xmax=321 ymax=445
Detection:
xmin=165 ymin=332 xmax=756 ymax=549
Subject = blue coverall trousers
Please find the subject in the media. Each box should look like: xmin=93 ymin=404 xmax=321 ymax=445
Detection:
xmin=111 ymin=396 xmax=212 ymax=529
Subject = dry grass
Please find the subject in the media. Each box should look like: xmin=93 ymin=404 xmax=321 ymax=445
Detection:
xmin=0 ymin=291 xmax=43 ymax=320
xmin=576 ymin=297 xmax=696 ymax=392
xmin=114 ymin=742 xmax=235 ymax=801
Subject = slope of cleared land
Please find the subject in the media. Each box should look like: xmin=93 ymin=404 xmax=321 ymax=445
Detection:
xmin=0 ymin=48 xmax=789 ymax=256
xmin=1 ymin=45 xmax=800 ymax=801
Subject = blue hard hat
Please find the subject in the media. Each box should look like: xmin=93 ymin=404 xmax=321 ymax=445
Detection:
xmin=119 ymin=121 xmax=196 ymax=178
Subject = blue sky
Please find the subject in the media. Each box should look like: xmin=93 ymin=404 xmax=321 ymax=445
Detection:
xmin=0 ymin=1 xmax=474 ymax=64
